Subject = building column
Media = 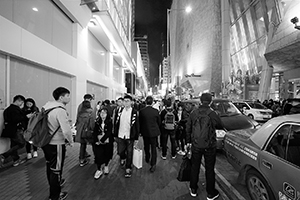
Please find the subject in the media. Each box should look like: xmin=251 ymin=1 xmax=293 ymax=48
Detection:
xmin=258 ymin=59 xmax=273 ymax=101
xmin=221 ymin=0 xmax=231 ymax=95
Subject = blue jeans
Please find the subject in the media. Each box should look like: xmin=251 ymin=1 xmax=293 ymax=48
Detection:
xmin=118 ymin=138 xmax=134 ymax=169
xmin=190 ymin=146 xmax=218 ymax=196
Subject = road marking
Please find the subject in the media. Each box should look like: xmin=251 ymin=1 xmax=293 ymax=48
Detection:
xmin=214 ymin=167 xmax=247 ymax=200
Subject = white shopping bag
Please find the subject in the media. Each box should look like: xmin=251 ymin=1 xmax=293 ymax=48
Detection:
xmin=133 ymin=147 xmax=143 ymax=169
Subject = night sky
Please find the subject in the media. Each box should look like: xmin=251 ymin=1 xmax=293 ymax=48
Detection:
xmin=135 ymin=0 xmax=172 ymax=87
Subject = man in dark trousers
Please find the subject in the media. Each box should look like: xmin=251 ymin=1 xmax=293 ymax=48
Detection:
xmin=113 ymin=95 xmax=139 ymax=178
xmin=0 ymin=95 xmax=31 ymax=167
xmin=186 ymin=93 xmax=224 ymax=199
xmin=139 ymin=96 xmax=161 ymax=172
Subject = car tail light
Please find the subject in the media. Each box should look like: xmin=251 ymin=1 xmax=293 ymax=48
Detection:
xmin=216 ymin=129 xmax=227 ymax=138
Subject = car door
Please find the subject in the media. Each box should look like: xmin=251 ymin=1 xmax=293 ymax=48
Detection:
xmin=259 ymin=123 xmax=300 ymax=200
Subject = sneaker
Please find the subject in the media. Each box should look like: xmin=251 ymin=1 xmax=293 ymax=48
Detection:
xmin=207 ymin=191 xmax=220 ymax=200
xmin=177 ymin=150 xmax=185 ymax=156
xmin=189 ymin=188 xmax=197 ymax=197
xmin=79 ymin=159 xmax=89 ymax=167
xmin=27 ymin=153 xmax=32 ymax=160
xmin=172 ymin=155 xmax=177 ymax=159
xmin=94 ymin=170 xmax=103 ymax=179
xmin=33 ymin=151 xmax=38 ymax=158
xmin=12 ymin=159 xmax=24 ymax=167
xmin=60 ymin=179 xmax=66 ymax=187
xmin=104 ymin=166 xmax=109 ymax=175
xmin=125 ymin=169 xmax=131 ymax=178
xmin=59 ymin=191 xmax=68 ymax=200
xmin=161 ymin=155 xmax=167 ymax=160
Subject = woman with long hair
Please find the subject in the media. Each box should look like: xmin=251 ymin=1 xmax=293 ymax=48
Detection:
xmin=92 ymin=108 xmax=114 ymax=179
xmin=23 ymin=98 xmax=39 ymax=159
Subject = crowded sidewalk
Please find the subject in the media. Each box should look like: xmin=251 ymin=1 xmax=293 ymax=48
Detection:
xmin=0 ymin=142 xmax=227 ymax=200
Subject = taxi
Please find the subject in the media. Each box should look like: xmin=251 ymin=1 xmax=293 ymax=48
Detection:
xmin=224 ymin=114 xmax=300 ymax=200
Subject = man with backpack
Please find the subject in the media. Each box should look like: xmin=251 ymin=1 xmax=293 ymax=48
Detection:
xmin=186 ymin=93 xmax=224 ymax=199
xmin=0 ymin=95 xmax=31 ymax=167
xmin=42 ymin=87 xmax=74 ymax=200
xmin=160 ymin=100 xmax=178 ymax=160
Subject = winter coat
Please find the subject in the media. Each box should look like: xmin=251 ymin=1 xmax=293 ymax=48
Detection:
xmin=75 ymin=106 xmax=94 ymax=143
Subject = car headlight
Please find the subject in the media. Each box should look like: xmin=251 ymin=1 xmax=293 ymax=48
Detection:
xmin=216 ymin=129 xmax=227 ymax=138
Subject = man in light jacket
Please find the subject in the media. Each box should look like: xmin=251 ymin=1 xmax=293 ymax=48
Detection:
xmin=42 ymin=87 xmax=74 ymax=200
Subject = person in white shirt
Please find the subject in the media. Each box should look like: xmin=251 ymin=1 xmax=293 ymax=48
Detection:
xmin=113 ymin=95 xmax=139 ymax=178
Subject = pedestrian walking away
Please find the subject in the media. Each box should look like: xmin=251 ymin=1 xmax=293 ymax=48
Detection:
xmin=160 ymin=100 xmax=178 ymax=160
xmin=92 ymin=108 xmax=114 ymax=179
xmin=186 ymin=93 xmax=224 ymax=200
xmin=113 ymin=95 xmax=139 ymax=178
xmin=42 ymin=87 xmax=74 ymax=200
xmin=75 ymin=94 xmax=94 ymax=167
xmin=139 ymin=96 xmax=161 ymax=172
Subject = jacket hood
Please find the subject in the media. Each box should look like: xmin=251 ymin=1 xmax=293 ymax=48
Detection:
xmin=43 ymin=101 xmax=66 ymax=110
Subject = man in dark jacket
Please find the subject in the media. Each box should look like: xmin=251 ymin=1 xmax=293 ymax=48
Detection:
xmin=113 ymin=95 xmax=139 ymax=178
xmin=139 ymin=96 xmax=161 ymax=172
xmin=1 ymin=95 xmax=31 ymax=167
xmin=186 ymin=93 xmax=224 ymax=199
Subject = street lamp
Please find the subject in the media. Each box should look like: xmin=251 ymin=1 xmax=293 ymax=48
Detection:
xmin=167 ymin=6 xmax=192 ymax=93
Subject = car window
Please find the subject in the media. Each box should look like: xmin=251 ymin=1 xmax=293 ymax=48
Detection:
xmin=266 ymin=124 xmax=290 ymax=159
xmin=285 ymin=125 xmax=300 ymax=168
xmin=212 ymin=101 xmax=240 ymax=116
xmin=267 ymin=124 xmax=300 ymax=168
xmin=253 ymin=103 xmax=267 ymax=109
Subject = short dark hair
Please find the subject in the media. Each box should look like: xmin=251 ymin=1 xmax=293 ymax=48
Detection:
xmin=104 ymin=99 xmax=110 ymax=105
xmin=83 ymin=94 xmax=93 ymax=100
xmin=145 ymin=96 xmax=153 ymax=105
xmin=124 ymin=95 xmax=133 ymax=101
xmin=117 ymin=97 xmax=124 ymax=101
xmin=13 ymin=95 xmax=25 ymax=102
xmin=165 ymin=100 xmax=172 ymax=108
xmin=200 ymin=93 xmax=212 ymax=104
xmin=52 ymin=87 xmax=70 ymax=100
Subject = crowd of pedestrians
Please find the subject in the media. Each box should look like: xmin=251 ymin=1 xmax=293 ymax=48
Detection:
xmin=4 ymin=87 xmax=300 ymax=200
xmin=260 ymin=98 xmax=300 ymax=117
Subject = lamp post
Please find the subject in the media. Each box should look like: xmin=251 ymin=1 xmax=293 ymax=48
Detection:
xmin=166 ymin=6 xmax=192 ymax=94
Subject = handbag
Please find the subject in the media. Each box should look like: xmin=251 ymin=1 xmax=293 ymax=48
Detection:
xmin=177 ymin=154 xmax=191 ymax=182
xmin=133 ymin=137 xmax=143 ymax=169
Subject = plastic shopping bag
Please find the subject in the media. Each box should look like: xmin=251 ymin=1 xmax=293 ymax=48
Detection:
xmin=133 ymin=147 xmax=143 ymax=169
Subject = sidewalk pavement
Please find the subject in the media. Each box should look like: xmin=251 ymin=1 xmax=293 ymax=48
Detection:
xmin=0 ymin=142 xmax=226 ymax=200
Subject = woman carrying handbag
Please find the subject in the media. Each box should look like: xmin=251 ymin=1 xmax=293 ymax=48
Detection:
xmin=92 ymin=108 xmax=114 ymax=179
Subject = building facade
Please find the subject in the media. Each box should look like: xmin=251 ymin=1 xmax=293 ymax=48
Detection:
xmin=0 ymin=0 xmax=145 ymax=122
xmin=169 ymin=0 xmax=300 ymax=101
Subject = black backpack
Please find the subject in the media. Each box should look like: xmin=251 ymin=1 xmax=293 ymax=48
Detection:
xmin=192 ymin=108 xmax=215 ymax=148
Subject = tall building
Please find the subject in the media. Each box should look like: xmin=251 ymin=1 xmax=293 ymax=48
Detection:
xmin=170 ymin=0 xmax=300 ymax=101
xmin=134 ymin=35 xmax=150 ymax=88
xmin=0 ymin=0 xmax=142 ymax=122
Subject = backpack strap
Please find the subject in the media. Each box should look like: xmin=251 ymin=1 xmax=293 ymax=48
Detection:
xmin=45 ymin=106 xmax=65 ymax=136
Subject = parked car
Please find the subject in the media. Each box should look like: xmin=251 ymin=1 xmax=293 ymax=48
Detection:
xmin=224 ymin=114 xmax=300 ymax=200
xmin=233 ymin=101 xmax=273 ymax=121
xmin=182 ymin=98 xmax=259 ymax=149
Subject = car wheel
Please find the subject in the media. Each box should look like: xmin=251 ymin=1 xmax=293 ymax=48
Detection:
xmin=246 ymin=169 xmax=275 ymax=200
xmin=248 ymin=114 xmax=254 ymax=120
